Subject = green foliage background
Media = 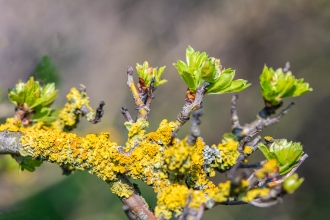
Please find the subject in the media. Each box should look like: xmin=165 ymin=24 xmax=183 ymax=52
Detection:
xmin=0 ymin=0 xmax=329 ymax=219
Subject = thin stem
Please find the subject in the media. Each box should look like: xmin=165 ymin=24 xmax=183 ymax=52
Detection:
xmin=187 ymin=109 xmax=203 ymax=146
xmin=91 ymin=101 xmax=105 ymax=124
xmin=121 ymin=107 xmax=134 ymax=123
xmin=116 ymin=175 xmax=157 ymax=220
xmin=231 ymin=94 xmax=241 ymax=129
xmin=126 ymin=66 xmax=148 ymax=120
xmin=123 ymin=205 xmax=137 ymax=220
xmin=173 ymin=83 xmax=209 ymax=134
xmin=249 ymin=198 xmax=281 ymax=208
xmin=264 ymin=102 xmax=295 ymax=126
xmin=268 ymin=154 xmax=308 ymax=187
xmin=283 ymin=62 xmax=291 ymax=73
xmin=0 ymin=131 xmax=23 ymax=154
xmin=145 ymin=78 xmax=155 ymax=110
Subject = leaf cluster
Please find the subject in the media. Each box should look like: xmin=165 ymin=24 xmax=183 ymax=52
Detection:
xmin=19 ymin=156 xmax=43 ymax=173
xmin=8 ymin=77 xmax=58 ymax=124
xmin=260 ymin=65 xmax=312 ymax=106
xmin=136 ymin=61 xmax=167 ymax=87
xmin=259 ymin=139 xmax=304 ymax=175
xmin=173 ymin=46 xmax=250 ymax=94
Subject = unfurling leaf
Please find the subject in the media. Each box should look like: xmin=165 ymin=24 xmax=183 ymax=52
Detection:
xmin=19 ymin=156 xmax=43 ymax=172
xmin=174 ymin=46 xmax=250 ymax=94
xmin=258 ymin=139 xmax=304 ymax=175
xmin=259 ymin=65 xmax=312 ymax=106
xmin=283 ymin=173 xmax=304 ymax=194
xmin=136 ymin=61 xmax=167 ymax=87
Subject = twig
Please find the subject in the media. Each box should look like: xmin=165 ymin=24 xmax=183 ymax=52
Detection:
xmin=238 ymin=103 xmax=294 ymax=140
xmin=0 ymin=131 xmax=23 ymax=154
xmin=173 ymin=83 xmax=209 ymax=134
xmin=239 ymin=160 xmax=266 ymax=169
xmin=123 ymin=205 xmax=137 ymax=220
xmin=238 ymin=126 xmax=263 ymax=153
xmin=228 ymin=126 xmax=263 ymax=183
xmin=115 ymin=175 xmax=157 ymax=220
xmin=121 ymin=107 xmax=134 ymax=123
xmin=264 ymin=102 xmax=295 ymax=126
xmin=126 ymin=66 xmax=148 ymax=120
xmin=187 ymin=109 xmax=203 ymax=146
xmin=179 ymin=195 xmax=205 ymax=220
xmin=91 ymin=101 xmax=105 ymax=124
xmin=249 ymin=198 xmax=281 ymax=208
xmin=283 ymin=62 xmax=291 ymax=73
xmin=217 ymin=200 xmax=248 ymax=206
xmin=145 ymin=78 xmax=155 ymax=110
xmin=231 ymin=94 xmax=241 ymax=129
xmin=268 ymin=154 xmax=308 ymax=187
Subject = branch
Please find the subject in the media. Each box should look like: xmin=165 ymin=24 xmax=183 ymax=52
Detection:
xmin=121 ymin=107 xmax=134 ymax=123
xmin=283 ymin=62 xmax=291 ymax=73
xmin=91 ymin=101 xmax=105 ymax=124
xmin=145 ymin=78 xmax=155 ymax=110
xmin=249 ymin=198 xmax=281 ymax=208
xmin=123 ymin=205 xmax=137 ymax=220
xmin=0 ymin=130 xmax=156 ymax=220
xmin=263 ymin=102 xmax=295 ymax=126
xmin=173 ymin=83 xmax=209 ymax=134
xmin=0 ymin=131 xmax=22 ymax=154
xmin=236 ymin=102 xmax=294 ymax=140
xmin=228 ymin=126 xmax=263 ymax=183
xmin=231 ymin=94 xmax=241 ymax=130
xmin=268 ymin=154 xmax=308 ymax=187
xmin=179 ymin=195 xmax=205 ymax=220
xmin=187 ymin=109 xmax=203 ymax=146
xmin=116 ymin=175 xmax=157 ymax=220
xmin=239 ymin=160 xmax=266 ymax=169
xmin=126 ymin=66 xmax=149 ymax=120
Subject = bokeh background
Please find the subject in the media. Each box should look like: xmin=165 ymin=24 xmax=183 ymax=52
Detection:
xmin=0 ymin=0 xmax=329 ymax=219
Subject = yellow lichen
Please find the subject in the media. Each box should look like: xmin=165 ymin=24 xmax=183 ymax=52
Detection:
xmin=155 ymin=184 xmax=190 ymax=219
xmin=108 ymin=179 xmax=134 ymax=198
xmin=52 ymin=87 xmax=96 ymax=130
xmin=255 ymin=159 xmax=278 ymax=179
xmin=124 ymin=119 xmax=149 ymax=151
xmin=243 ymin=145 xmax=253 ymax=155
xmin=241 ymin=188 xmax=270 ymax=202
xmin=215 ymin=140 xmax=240 ymax=171
xmin=0 ymin=115 xmax=264 ymax=218
xmin=163 ymin=139 xmax=192 ymax=180
xmin=205 ymin=180 xmax=231 ymax=203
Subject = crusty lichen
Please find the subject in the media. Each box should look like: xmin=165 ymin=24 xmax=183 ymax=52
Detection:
xmin=52 ymin=86 xmax=96 ymax=130
xmin=0 ymin=107 xmax=274 ymax=219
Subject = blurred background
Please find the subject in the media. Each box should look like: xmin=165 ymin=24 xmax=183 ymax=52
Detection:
xmin=0 ymin=0 xmax=329 ymax=219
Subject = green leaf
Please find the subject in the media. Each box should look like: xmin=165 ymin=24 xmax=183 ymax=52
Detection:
xmin=19 ymin=156 xmax=43 ymax=172
xmin=283 ymin=173 xmax=304 ymax=194
xmin=136 ymin=61 xmax=167 ymax=87
xmin=259 ymin=139 xmax=304 ymax=175
xmin=34 ymin=56 xmax=61 ymax=85
xmin=259 ymin=65 xmax=312 ymax=106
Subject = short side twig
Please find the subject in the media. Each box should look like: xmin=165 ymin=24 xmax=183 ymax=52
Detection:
xmin=268 ymin=154 xmax=308 ymax=187
xmin=231 ymin=94 xmax=241 ymax=129
xmin=121 ymin=107 xmax=134 ymax=123
xmin=174 ymin=83 xmax=209 ymax=134
xmin=126 ymin=66 xmax=148 ymax=120
xmin=187 ymin=109 xmax=203 ymax=146
xmin=91 ymin=101 xmax=105 ymax=124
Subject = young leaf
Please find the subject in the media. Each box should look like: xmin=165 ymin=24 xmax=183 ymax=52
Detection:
xmin=136 ymin=61 xmax=167 ymax=87
xmin=19 ymin=156 xmax=43 ymax=172
xmin=258 ymin=139 xmax=304 ymax=175
xmin=259 ymin=65 xmax=312 ymax=106
xmin=283 ymin=173 xmax=304 ymax=194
